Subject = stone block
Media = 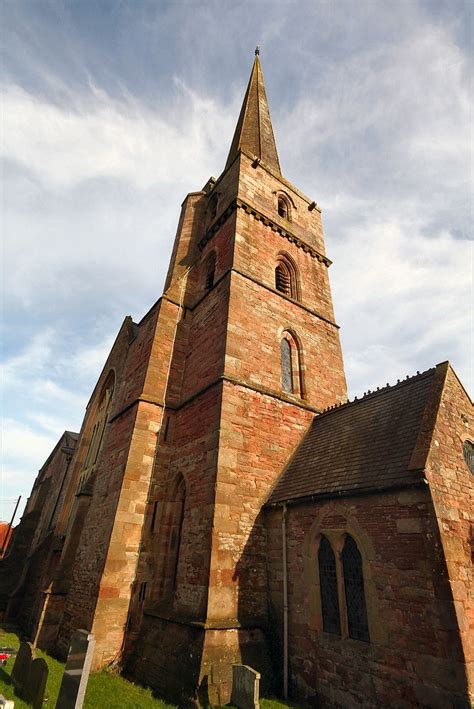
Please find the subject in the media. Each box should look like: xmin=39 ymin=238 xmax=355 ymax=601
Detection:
xmin=11 ymin=641 xmax=33 ymax=690
xmin=25 ymin=657 xmax=48 ymax=709
xmin=231 ymin=664 xmax=260 ymax=709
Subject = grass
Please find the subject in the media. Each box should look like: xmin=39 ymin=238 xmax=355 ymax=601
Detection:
xmin=0 ymin=628 xmax=302 ymax=708
xmin=0 ymin=628 xmax=174 ymax=708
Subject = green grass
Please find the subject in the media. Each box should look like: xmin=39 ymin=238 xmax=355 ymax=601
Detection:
xmin=0 ymin=628 xmax=301 ymax=708
xmin=0 ymin=628 xmax=174 ymax=708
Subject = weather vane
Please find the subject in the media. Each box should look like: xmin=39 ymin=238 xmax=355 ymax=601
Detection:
xmin=255 ymin=45 xmax=260 ymax=56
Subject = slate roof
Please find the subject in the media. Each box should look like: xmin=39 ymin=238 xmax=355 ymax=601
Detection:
xmin=225 ymin=51 xmax=281 ymax=174
xmin=267 ymin=368 xmax=437 ymax=505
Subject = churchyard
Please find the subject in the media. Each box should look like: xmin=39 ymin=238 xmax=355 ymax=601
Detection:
xmin=0 ymin=628 xmax=297 ymax=708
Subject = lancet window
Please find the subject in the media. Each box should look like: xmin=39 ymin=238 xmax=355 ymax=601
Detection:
xmin=79 ymin=370 xmax=115 ymax=490
xmin=275 ymin=255 xmax=299 ymax=300
xmin=280 ymin=331 xmax=303 ymax=397
xmin=342 ymin=535 xmax=370 ymax=641
xmin=277 ymin=194 xmax=291 ymax=220
xmin=318 ymin=536 xmax=341 ymax=635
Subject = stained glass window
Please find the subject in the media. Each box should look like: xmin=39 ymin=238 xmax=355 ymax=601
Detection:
xmin=342 ymin=535 xmax=370 ymax=642
xmin=281 ymin=338 xmax=293 ymax=393
xmin=318 ymin=536 xmax=341 ymax=635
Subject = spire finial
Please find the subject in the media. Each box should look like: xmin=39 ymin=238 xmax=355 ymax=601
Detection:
xmin=255 ymin=45 xmax=260 ymax=56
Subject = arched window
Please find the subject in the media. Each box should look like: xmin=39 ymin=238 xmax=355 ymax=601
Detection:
xmin=205 ymin=251 xmax=216 ymax=290
xmin=275 ymin=255 xmax=299 ymax=300
xmin=280 ymin=331 xmax=303 ymax=397
xmin=342 ymin=535 xmax=370 ymax=641
xmin=80 ymin=370 xmax=115 ymax=489
xmin=278 ymin=195 xmax=290 ymax=220
xmin=318 ymin=536 xmax=341 ymax=635
xmin=169 ymin=474 xmax=186 ymax=592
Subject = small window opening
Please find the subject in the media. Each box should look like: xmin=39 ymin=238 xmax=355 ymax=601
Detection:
xmin=163 ymin=415 xmax=171 ymax=442
xmin=342 ymin=535 xmax=370 ymax=642
xmin=205 ymin=252 xmax=216 ymax=290
xmin=150 ymin=501 xmax=158 ymax=532
xmin=278 ymin=197 xmax=289 ymax=219
xmin=138 ymin=581 xmax=148 ymax=603
xmin=318 ymin=536 xmax=341 ymax=635
xmin=208 ymin=194 xmax=218 ymax=222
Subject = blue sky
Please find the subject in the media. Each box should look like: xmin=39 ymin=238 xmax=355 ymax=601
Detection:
xmin=1 ymin=0 xmax=472 ymax=520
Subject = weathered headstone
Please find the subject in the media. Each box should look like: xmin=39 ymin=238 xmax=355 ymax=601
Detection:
xmin=231 ymin=664 xmax=260 ymax=709
xmin=11 ymin=641 xmax=33 ymax=689
xmin=25 ymin=657 xmax=48 ymax=709
xmin=56 ymin=630 xmax=95 ymax=709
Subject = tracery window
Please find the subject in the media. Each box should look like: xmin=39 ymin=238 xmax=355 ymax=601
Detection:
xmin=318 ymin=536 xmax=341 ymax=635
xmin=280 ymin=331 xmax=303 ymax=397
xmin=342 ymin=535 xmax=370 ymax=642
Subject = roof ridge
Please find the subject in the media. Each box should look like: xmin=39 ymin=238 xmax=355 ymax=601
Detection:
xmin=317 ymin=366 xmax=436 ymax=419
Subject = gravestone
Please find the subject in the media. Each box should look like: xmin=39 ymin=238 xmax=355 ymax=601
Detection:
xmin=0 ymin=695 xmax=15 ymax=708
xmin=11 ymin=641 xmax=33 ymax=689
xmin=25 ymin=657 xmax=48 ymax=709
xmin=56 ymin=630 xmax=95 ymax=709
xmin=231 ymin=664 xmax=260 ymax=709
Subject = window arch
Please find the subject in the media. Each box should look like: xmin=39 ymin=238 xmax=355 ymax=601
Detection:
xmin=275 ymin=254 xmax=299 ymax=300
xmin=80 ymin=370 xmax=115 ymax=489
xmin=205 ymin=251 xmax=216 ymax=290
xmin=318 ymin=536 xmax=341 ymax=635
xmin=277 ymin=194 xmax=291 ymax=221
xmin=280 ymin=331 xmax=303 ymax=397
xmin=342 ymin=535 xmax=370 ymax=642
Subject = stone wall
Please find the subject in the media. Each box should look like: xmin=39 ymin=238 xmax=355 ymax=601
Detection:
xmin=266 ymin=486 xmax=470 ymax=708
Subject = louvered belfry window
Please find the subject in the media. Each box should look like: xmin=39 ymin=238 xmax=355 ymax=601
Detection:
xmin=275 ymin=264 xmax=291 ymax=295
xmin=281 ymin=338 xmax=293 ymax=393
xmin=318 ymin=536 xmax=341 ymax=635
xmin=342 ymin=535 xmax=370 ymax=641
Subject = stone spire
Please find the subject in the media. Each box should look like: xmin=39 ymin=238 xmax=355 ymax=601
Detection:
xmin=225 ymin=48 xmax=281 ymax=174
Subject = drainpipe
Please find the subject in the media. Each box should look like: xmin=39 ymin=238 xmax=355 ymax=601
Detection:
xmin=282 ymin=502 xmax=288 ymax=699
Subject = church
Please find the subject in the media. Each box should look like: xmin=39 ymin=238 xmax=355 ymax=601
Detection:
xmin=1 ymin=51 xmax=472 ymax=708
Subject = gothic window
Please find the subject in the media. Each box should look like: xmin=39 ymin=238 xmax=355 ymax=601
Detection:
xmin=80 ymin=370 xmax=115 ymax=489
xmin=278 ymin=195 xmax=290 ymax=220
xmin=281 ymin=338 xmax=292 ymax=393
xmin=169 ymin=474 xmax=186 ymax=591
xmin=280 ymin=331 xmax=303 ymax=397
xmin=318 ymin=536 xmax=341 ymax=635
xmin=463 ymin=440 xmax=474 ymax=473
xmin=275 ymin=255 xmax=299 ymax=300
xmin=342 ymin=535 xmax=370 ymax=642
xmin=205 ymin=251 xmax=216 ymax=290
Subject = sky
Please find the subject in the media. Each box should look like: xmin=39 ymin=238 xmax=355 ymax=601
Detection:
xmin=1 ymin=0 xmax=472 ymax=520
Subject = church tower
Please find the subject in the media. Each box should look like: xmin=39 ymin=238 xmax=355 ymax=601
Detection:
xmin=23 ymin=50 xmax=346 ymax=704
xmin=125 ymin=49 xmax=347 ymax=702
